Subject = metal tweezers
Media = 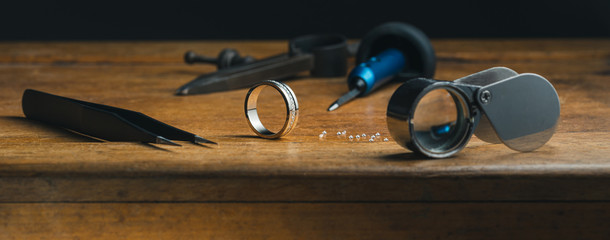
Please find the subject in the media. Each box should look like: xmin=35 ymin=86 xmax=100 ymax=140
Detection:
xmin=22 ymin=89 xmax=216 ymax=146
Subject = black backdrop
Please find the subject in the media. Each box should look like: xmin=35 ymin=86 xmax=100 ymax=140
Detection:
xmin=2 ymin=0 xmax=609 ymax=40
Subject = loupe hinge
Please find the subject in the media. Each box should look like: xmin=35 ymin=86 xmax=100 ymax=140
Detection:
xmin=469 ymin=106 xmax=483 ymax=137
xmin=479 ymin=90 xmax=492 ymax=104
xmin=470 ymin=107 xmax=479 ymax=124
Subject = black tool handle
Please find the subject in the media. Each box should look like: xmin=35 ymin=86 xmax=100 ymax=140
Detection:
xmin=184 ymin=49 xmax=256 ymax=69
xmin=289 ymin=34 xmax=348 ymax=77
xmin=22 ymin=89 xmax=158 ymax=142
xmin=176 ymin=34 xmax=349 ymax=95
xmin=22 ymin=89 xmax=203 ymax=143
xmin=176 ymin=53 xmax=313 ymax=95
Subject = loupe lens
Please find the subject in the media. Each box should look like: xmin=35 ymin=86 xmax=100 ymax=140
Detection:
xmin=411 ymin=87 xmax=471 ymax=157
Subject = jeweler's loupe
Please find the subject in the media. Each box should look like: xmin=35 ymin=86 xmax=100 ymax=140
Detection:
xmin=386 ymin=67 xmax=560 ymax=158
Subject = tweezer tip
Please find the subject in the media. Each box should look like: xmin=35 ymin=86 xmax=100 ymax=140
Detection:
xmin=194 ymin=135 xmax=217 ymax=145
xmin=156 ymin=136 xmax=181 ymax=146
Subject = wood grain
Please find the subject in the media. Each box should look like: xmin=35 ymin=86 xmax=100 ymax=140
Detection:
xmin=2 ymin=203 xmax=610 ymax=240
xmin=0 ymin=40 xmax=609 ymax=238
xmin=1 ymin=39 xmax=608 ymax=64
xmin=0 ymin=42 xmax=608 ymax=181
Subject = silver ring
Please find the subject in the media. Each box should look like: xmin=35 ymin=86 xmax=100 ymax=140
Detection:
xmin=245 ymin=80 xmax=299 ymax=139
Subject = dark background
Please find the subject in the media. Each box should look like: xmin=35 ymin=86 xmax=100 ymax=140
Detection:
xmin=2 ymin=0 xmax=609 ymax=40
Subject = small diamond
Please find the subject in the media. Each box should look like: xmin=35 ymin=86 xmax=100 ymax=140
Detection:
xmin=319 ymin=134 xmax=324 ymax=138
xmin=375 ymin=132 xmax=380 ymax=136
xmin=322 ymin=131 xmax=327 ymax=135
xmin=361 ymin=134 xmax=366 ymax=137
xmin=383 ymin=138 xmax=389 ymax=142
xmin=369 ymin=138 xmax=374 ymax=142
xmin=348 ymin=135 xmax=353 ymax=140
xmin=356 ymin=135 xmax=361 ymax=139
xmin=337 ymin=131 xmax=342 ymax=135
xmin=371 ymin=135 xmax=375 ymax=139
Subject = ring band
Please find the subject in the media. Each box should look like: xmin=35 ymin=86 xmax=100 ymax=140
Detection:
xmin=245 ymin=80 xmax=299 ymax=139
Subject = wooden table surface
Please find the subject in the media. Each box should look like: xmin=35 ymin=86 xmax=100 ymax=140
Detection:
xmin=0 ymin=39 xmax=609 ymax=239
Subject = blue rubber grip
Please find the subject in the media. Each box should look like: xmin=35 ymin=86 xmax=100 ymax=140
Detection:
xmin=347 ymin=48 xmax=406 ymax=95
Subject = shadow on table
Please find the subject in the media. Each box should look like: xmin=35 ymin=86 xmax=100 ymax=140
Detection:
xmin=139 ymin=142 xmax=174 ymax=152
xmin=380 ymin=152 xmax=458 ymax=162
xmin=225 ymin=135 xmax=285 ymax=141
xmin=0 ymin=116 xmax=199 ymax=151
xmin=1 ymin=116 xmax=103 ymax=142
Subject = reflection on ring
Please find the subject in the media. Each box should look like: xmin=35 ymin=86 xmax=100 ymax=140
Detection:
xmin=244 ymin=80 xmax=299 ymax=139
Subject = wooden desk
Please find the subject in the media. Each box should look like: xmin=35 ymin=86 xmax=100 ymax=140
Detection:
xmin=0 ymin=40 xmax=609 ymax=239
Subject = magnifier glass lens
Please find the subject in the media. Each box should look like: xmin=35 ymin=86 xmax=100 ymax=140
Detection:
xmin=411 ymin=88 xmax=470 ymax=154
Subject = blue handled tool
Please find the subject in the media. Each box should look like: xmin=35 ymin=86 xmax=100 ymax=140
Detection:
xmin=327 ymin=48 xmax=406 ymax=111
xmin=327 ymin=22 xmax=436 ymax=111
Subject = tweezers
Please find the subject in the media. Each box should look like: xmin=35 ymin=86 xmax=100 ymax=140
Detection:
xmin=21 ymin=89 xmax=216 ymax=146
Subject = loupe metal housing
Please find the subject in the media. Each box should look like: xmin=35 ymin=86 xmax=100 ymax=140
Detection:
xmin=386 ymin=67 xmax=560 ymax=158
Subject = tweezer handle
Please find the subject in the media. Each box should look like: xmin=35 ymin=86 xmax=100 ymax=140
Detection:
xmin=22 ymin=89 xmax=158 ymax=142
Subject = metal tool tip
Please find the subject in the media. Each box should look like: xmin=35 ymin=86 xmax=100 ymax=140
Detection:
xmin=194 ymin=135 xmax=217 ymax=145
xmin=327 ymin=103 xmax=339 ymax=112
xmin=175 ymin=88 xmax=189 ymax=96
xmin=156 ymin=136 xmax=181 ymax=146
xmin=327 ymin=88 xmax=361 ymax=112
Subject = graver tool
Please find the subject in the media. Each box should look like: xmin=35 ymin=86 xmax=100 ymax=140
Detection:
xmin=176 ymin=34 xmax=349 ymax=95
xmin=327 ymin=22 xmax=436 ymax=111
